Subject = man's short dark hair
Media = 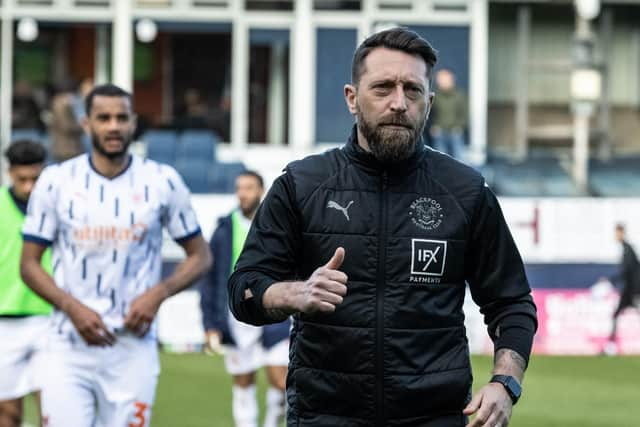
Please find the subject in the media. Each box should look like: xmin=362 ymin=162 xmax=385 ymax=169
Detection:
xmin=239 ymin=170 xmax=264 ymax=189
xmin=351 ymin=27 xmax=438 ymax=85
xmin=616 ymin=223 xmax=626 ymax=233
xmin=85 ymin=83 xmax=132 ymax=116
xmin=4 ymin=140 xmax=46 ymax=166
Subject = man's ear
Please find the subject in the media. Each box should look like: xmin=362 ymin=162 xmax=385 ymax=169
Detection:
xmin=426 ymin=91 xmax=435 ymax=119
xmin=344 ymin=84 xmax=358 ymax=115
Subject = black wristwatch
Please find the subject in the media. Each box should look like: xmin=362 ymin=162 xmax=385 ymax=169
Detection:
xmin=490 ymin=375 xmax=522 ymax=405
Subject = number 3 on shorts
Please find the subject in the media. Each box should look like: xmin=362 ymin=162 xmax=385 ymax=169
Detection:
xmin=128 ymin=401 xmax=149 ymax=427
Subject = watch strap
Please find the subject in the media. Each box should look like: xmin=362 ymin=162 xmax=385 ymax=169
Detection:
xmin=490 ymin=374 xmax=521 ymax=405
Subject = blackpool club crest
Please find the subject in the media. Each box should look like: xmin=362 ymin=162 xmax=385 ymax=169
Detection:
xmin=409 ymin=197 xmax=444 ymax=230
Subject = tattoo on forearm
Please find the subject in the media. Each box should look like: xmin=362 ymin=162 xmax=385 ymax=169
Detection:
xmin=494 ymin=348 xmax=527 ymax=380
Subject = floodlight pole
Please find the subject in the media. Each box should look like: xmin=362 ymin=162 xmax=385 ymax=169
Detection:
xmin=573 ymin=102 xmax=590 ymax=194
xmin=571 ymin=9 xmax=598 ymax=195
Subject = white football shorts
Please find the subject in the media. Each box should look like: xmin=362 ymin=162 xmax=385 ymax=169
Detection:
xmin=40 ymin=332 xmax=160 ymax=427
xmin=0 ymin=315 xmax=49 ymax=400
xmin=224 ymin=314 xmax=289 ymax=376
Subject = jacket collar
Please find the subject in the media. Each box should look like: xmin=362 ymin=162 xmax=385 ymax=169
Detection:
xmin=8 ymin=187 xmax=27 ymax=215
xmin=342 ymin=124 xmax=426 ymax=176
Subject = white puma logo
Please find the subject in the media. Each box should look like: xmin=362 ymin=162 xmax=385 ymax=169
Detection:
xmin=327 ymin=200 xmax=354 ymax=221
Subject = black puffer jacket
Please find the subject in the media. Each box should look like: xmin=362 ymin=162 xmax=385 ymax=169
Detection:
xmin=229 ymin=127 xmax=537 ymax=427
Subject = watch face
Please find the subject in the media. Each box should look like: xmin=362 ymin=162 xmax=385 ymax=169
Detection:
xmin=506 ymin=376 xmax=522 ymax=398
xmin=491 ymin=375 xmax=521 ymax=403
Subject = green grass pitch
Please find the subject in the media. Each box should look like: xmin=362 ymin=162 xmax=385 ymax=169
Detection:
xmin=23 ymin=353 xmax=640 ymax=426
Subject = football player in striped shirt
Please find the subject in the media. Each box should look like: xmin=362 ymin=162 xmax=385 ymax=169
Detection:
xmin=20 ymin=84 xmax=212 ymax=427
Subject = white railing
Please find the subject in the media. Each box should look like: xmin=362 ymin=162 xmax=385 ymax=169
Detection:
xmin=3 ymin=0 xmax=473 ymax=15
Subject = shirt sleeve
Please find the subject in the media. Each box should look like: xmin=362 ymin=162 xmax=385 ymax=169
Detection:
xmin=160 ymin=166 xmax=202 ymax=243
xmin=228 ymin=171 xmax=302 ymax=325
xmin=200 ymin=223 xmax=228 ymax=332
xmin=22 ymin=166 xmax=59 ymax=246
xmin=465 ymin=183 xmax=538 ymax=365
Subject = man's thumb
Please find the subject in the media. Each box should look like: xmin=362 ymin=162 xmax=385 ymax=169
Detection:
xmin=325 ymin=247 xmax=345 ymax=270
xmin=462 ymin=391 xmax=483 ymax=415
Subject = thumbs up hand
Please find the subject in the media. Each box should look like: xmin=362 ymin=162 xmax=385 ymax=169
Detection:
xmin=325 ymin=247 xmax=345 ymax=270
xmin=298 ymin=247 xmax=349 ymax=314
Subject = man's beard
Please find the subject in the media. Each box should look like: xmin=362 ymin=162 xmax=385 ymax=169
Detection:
xmin=92 ymin=132 xmax=131 ymax=160
xmin=357 ymin=111 xmax=426 ymax=164
xmin=240 ymin=198 xmax=261 ymax=218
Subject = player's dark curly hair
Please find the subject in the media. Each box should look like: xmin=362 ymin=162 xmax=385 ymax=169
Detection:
xmin=85 ymin=83 xmax=132 ymax=115
xmin=4 ymin=140 xmax=46 ymax=166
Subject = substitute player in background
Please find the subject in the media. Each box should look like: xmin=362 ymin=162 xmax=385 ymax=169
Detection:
xmin=200 ymin=171 xmax=289 ymax=427
xmin=0 ymin=141 xmax=50 ymax=427
xmin=20 ymin=83 xmax=212 ymax=427
xmin=604 ymin=223 xmax=640 ymax=354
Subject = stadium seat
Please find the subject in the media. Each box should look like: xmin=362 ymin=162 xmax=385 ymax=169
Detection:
xmin=591 ymin=156 xmax=640 ymax=196
xmin=176 ymin=130 xmax=218 ymax=162
xmin=487 ymin=156 xmax=580 ymax=197
xmin=175 ymin=158 xmax=213 ymax=194
xmin=144 ymin=130 xmax=178 ymax=165
xmin=208 ymin=161 xmax=246 ymax=193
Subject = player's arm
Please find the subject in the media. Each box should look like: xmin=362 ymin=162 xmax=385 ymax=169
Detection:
xmin=124 ymin=233 xmax=211 ymax=337
xmin=161 ymin=233 xmax=212 ymax=297
xmin=463 ymin=184 xmax=537 ymax=427
xmin=21 ymin=241 xmax=115 ymax=346
xmin=21 ymin=241 xmax=68 ymax=309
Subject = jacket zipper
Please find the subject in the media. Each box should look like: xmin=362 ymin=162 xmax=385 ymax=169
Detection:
xmin=375 ymin=171 xmax=388 ymax=426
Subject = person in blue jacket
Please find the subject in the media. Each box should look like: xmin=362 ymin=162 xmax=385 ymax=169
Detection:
xmin=200 ymin=170 xmax=290 ymax=427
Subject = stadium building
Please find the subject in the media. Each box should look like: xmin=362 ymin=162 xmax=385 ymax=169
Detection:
xmin=0 ymin=0 xmax=639 ymax=354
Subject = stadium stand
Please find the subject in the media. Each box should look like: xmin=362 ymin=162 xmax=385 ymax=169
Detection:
xmin=482 ymin=155 xmax=578 ymax=197
xmin=208 ymin=161 xmax=246 ymax=193
xmin=483 ymin=153 xmax=640 ymax=197
xmin=177 ymin=130 xmax=219 ymax=162
xmin=144 ymin=129 xmax=178 ymax=164
xmin=143 ymin=129 xmax=243 ymax=193
xmin=590 ymin=156 xmax=640 ymax=197
xmin=175 ymin=158 xmax=211 ymax=194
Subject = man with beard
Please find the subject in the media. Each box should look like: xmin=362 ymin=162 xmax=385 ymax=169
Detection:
xmin=200 ymin=171 xmax=289 ymax=427
xmin=20 ymin=84 xmax=212 ymax=427
xmin=229 ymin=28 xmax=537 ymax=427
xmin=430 ymin=68 xmax=468 ymax=159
